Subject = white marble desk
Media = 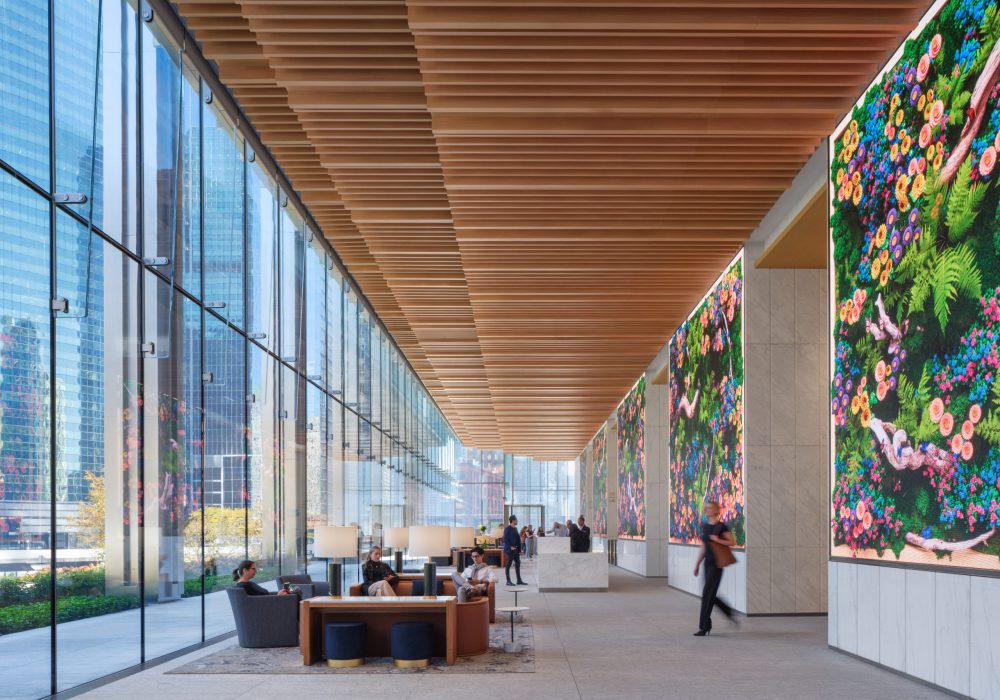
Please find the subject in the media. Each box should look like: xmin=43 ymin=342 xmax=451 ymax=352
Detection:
xmin=537 ymin=551 xmax=609 ymax=592
xmin=537 ymin=537 xmax=570 ymax=554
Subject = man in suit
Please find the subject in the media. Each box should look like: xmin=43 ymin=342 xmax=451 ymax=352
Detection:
xmin=575 ymin=515 xmax=592 ymax=552
xmin=503 ymin=515 xmax=526 ymax=585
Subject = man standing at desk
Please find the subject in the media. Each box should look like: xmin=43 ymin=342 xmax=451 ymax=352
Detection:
xmin=503 ymin=515 xmax=526 ymax=586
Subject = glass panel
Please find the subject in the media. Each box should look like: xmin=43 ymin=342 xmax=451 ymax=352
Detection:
xmin=142 ymin=273 xmax=203 ymax=658
xmin=304 ymin=243 xmax=325 ymax=386
xmin=202 ymin=99 xmax=244 ymax=328
xmin=278 ymin=205 xmax=303 ymax=366
xmin=304 ymin=384 xmax=325 ymax=579
xmin=0 ymin=0 xmax=50 ymax=190
xmin=202 ymin=315 xmax=246 ymax=638
xmin=140 ymin=25 xmax=200 ymax=297
xmin=247 ymin=344 xmax=278 ymax=581
xmin=279 ymin=365 xmax=305 ymax=572
xmin=0 ymin=169 xmax=52 ymax=700
xmin=54 ymin=225 xmax=141 ymax=690
xmin=344 ymin=286 xmax=357 ymax=409
xmin=54 ymin=0 xmax=138 ymax=250
xmin=246 ymin=157 xmax=277 ymax=352
xmin=326 ymin=268 xmax=342 ymax=396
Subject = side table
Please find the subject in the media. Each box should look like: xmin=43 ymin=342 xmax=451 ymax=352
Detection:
xmin=496 ymin=605 xmax=528 ymax=653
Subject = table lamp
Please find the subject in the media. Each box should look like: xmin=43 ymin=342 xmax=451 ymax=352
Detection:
xmin=450 ymin=527 xmax=476 ymax=570
xmin=490 ymin=526 xmax=504 ymax=545
xmin=408 ymin=525 xmax=450 ymax=598
xmin=313 ymin=525 xmax=357 ymax=598
xmin=384 ymin=526 xmax=409 ymax=574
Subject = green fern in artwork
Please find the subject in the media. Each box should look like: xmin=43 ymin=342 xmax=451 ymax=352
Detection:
xmin=977 ymin=410 xmax=1000 ymax=449
xmin=907 ymin=242 xmax=982 ymax=333
xmin=945 ymin=160 xmax=987 ymax=241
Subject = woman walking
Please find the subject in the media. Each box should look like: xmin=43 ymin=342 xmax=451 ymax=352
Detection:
xmin=692 ymin=500 xmax=737 ymax=636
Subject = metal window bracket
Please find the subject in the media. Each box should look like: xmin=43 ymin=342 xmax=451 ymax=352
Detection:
xmin=53 ymin=193 xmax=87 ymax=204
xmin=248 ymin=332 xmax=266 ymax=340
xmin=307 ymin=374 xmax=322 ymax=381
xmin=50 ymin=297 xmax=69 ymax=314
xmin=202 ymin=372 xmax=214 ymax=383
xmin=140 ymin=1 xmax=153 ymax=21
xmin=247 ymin=149 xmax=255 ymax=163
xmin=141 ymin=342 xmax=156 ymax=356
xmin=204 ymin=300 xmax=226 ymax=309
xmin=143 ymin=256 xmax=170 ymax=266
xmin=203 ymin=89 xmax=213 ymax=105
xmin=246 ymin=393 xmax=256 ymax=404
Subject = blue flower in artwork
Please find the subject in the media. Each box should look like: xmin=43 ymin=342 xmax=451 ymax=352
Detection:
xmin=922 ymin=526 xmax=933 ymax=539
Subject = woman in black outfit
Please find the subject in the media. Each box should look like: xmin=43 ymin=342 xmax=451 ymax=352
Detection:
xmin=361 ymin=546 xmax=398 ymax=596
xmin=692 ymin=501 xmax=737 ymax=636
xmin=233 ymin=559 xmax=291 ymax=596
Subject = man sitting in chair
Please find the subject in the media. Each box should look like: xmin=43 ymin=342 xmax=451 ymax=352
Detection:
xmin=451 ymin=546 xmax=498 ymax=602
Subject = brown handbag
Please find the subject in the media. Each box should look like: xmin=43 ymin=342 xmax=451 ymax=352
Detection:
xmin=709 ymin=540 xmax=736 ymax=567
xmin=708 ymin=523 xmax=736 ymax=567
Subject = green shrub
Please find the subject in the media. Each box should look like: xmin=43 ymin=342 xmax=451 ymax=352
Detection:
xmin=0 ymin=567 xmax=107 ymax=608
xmin=0 ymin=595 xmax=141 ymax=635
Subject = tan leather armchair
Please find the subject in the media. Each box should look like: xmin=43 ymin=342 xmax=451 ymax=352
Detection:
xmin=349 ymin=577 xmax=496 ymax=623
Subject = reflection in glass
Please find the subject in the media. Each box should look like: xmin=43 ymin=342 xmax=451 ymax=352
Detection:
xmin=143 ymin=275 xmax=203 ymax=658
xmin=0 ymin=170 xmax=52 ymax=700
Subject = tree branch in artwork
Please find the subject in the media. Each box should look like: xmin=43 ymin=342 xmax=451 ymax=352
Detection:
xmin=869 ymin=417 xmax=955 ymax=472
xmin=905 ymin=528 xmax=996 ymax=552
xmin=939 ymin=39 xmax=1000 ymax=184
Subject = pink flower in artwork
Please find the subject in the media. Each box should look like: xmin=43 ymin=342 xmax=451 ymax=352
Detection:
xmin=930 ymin=100 xmax=945 ymax=127
xmin=917 ymin=54 xmax=931 ymax=81
xmin=919 ymin=122 xmax=933 ymax=148
xmin=980 ymin=146 xmax=997 ymax=177
xmin=929 ymin=33 xmax=942 ymax=59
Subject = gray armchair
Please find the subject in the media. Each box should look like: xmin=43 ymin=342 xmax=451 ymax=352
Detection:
xmin=226 ymin=587 xmax=299 ymax=648
xmin=277 ymin=574 xmax=330 ymax=599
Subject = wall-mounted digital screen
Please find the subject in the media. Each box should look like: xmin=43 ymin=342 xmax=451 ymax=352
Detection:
xmin=831 ymin=0 xmax=1000 ymax=571
xmin=617 ymin=375 xmax=646 ymax=540
xmin=668 ymin=254 xmax=745 ymax=546
xmin=592 ymin=425 xmax=608 ymax=537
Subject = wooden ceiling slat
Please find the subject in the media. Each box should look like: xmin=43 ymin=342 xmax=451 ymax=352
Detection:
xmin=175 ymin=0 xmax=927 ymax=457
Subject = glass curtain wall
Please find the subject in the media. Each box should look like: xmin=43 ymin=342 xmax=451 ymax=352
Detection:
xmin=0 ymin=1 xmax=467 ymax=697
xmin=510 ymin=458 xmax=579 ymax=531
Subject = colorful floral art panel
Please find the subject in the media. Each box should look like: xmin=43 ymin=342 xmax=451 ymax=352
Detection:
xmin=592 ymin=426 xmax=608 ymax=537
xmin=617 ymin=376 xmax=646 ymax=540
xmin=831 ymin=0 xmax=1000 ymax=571
xmin=668 ymin=256 xmax=745 ymax=546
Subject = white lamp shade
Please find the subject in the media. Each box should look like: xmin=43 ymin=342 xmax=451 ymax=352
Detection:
xmin=450 ymin=526 xmax=476 ymax=548
xmin=407 ymin=525 xmax=451 ymax=558
xmin=384 ymin=527 xmax=409 ymax=548
xmin=313 ymin=525 xmax=358 ymax=559
xmin=490 ymin=526 xmax=504 ymax=539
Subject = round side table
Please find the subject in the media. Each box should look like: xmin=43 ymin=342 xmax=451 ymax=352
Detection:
xmin=496 ymin=605 xmax=529 ymax=652
xmin=504 ymin=585 xmax=528 ymax=607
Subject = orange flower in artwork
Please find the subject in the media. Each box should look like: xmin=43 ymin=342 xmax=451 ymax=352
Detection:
xmin=929 ymin=397 xmax=945 ymax=423
xmin=940 ymin=412 xmax=954 ymax=437
xmin=962 ymin=420 xmax=975 ymax=440
xmin=961 ymin=441 xmax=974 ymax=461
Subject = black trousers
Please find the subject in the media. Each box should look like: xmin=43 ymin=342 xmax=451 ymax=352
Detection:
xmin=505 ymin=550 xmax=522 ymax=582
xmin=699 ymin=562 xmax=733 ymax=631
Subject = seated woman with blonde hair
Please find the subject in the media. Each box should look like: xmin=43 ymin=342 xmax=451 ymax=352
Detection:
xmin=361 ymin=546 xmax=398 ymax=597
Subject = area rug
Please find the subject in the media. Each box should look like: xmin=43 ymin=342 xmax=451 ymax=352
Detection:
xmin=168 ymin=622 xmax=534 ymax=674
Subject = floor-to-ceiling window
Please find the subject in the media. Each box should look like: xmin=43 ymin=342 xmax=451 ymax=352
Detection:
xmin=0 ymin=1 xmax=475 ymax=697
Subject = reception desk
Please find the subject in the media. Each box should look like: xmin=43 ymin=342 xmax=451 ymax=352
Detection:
xmin=536 ymin=538 xmax=608 ymax=592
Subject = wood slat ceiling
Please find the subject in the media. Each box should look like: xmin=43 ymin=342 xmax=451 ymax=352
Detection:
xmin=174 ymin=0 xmax=930 ymax=459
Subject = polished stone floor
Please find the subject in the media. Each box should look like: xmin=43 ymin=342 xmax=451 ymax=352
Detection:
xmin=80 ymin=562 xmax=947 ymax=699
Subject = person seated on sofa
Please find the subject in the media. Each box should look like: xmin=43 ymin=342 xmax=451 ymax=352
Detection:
xmin=233 ymin=559 xmax=291 ymax=596
xmin=361 ymin=546 xmax=398 ymax=597
xmin=451 ymin=546 xmax=498 ymax=602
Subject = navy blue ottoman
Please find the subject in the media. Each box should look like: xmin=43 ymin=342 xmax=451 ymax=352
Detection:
xmin=390 ymin=620 xmax=434 ymax=668
xmin=324 ymin=621 xmax=367 ymax=667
